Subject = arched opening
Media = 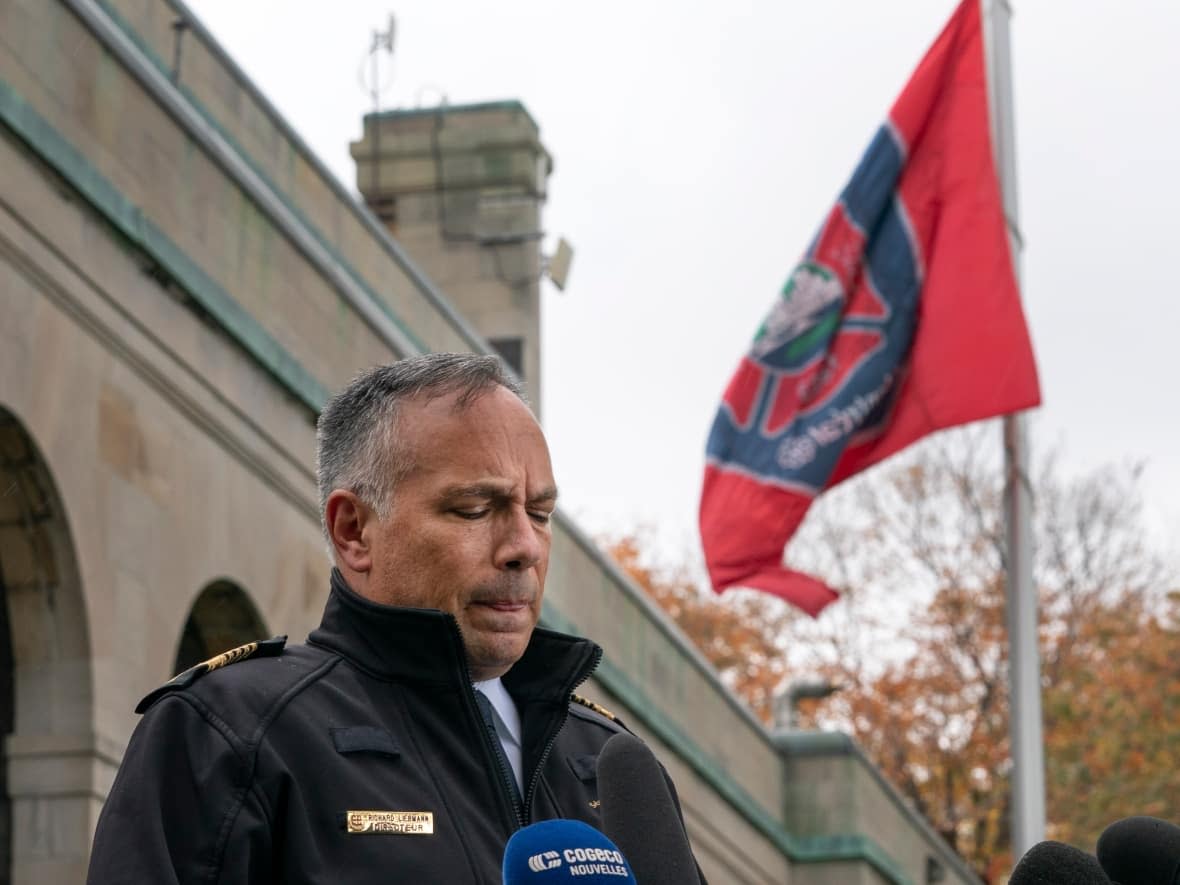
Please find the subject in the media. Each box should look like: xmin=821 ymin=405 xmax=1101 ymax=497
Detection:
xmin=0 ymin=406 xmax=92 ymax=883
xmin=0 ymin=567 xmax=12 ymax=885
xmin=173 ymin=580 xmax=268 ymax=674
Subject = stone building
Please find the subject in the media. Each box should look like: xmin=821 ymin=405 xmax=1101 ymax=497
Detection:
xmin=0 ymin=1 xmax=980 ymax=882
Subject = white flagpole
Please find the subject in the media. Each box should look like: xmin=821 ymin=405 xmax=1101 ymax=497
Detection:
xmin=981 ymin=0 xmax=1047 ymax=860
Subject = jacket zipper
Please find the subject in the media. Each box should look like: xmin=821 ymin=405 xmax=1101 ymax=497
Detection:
xmin=461 ymin=671 xmax=525 ymax=832
xmin=457 ymin=633 xmax=603 ymax=834
xmin=520 ymin=645 xmax=603 ymax=822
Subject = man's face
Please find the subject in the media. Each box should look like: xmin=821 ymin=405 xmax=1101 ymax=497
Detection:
xmin=361 ymin=386 xmax=557 ymax=681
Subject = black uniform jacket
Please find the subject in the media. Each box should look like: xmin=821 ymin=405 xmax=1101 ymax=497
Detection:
xmin=86 ymin=572 xmax=633 ymax=884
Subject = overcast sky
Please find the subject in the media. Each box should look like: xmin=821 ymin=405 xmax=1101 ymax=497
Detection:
xmin=188 ymin=0 xmax=1180 ymax=576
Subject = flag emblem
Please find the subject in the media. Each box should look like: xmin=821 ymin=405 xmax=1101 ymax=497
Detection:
xmin=712 ymin=123 xmax=918 ymax=492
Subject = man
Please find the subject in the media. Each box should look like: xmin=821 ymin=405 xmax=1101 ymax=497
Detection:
xmin=87 ymin=353 xmax=698 ymax=883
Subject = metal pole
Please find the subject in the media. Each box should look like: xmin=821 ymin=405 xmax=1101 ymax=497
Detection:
xmin=980 ymin=0 xmax=1047 ymax=859
xmin=370 ymin=30 xmax=381 ymax=197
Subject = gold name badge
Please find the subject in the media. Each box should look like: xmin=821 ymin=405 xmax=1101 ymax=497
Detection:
xmin=347 ymin=811 xmax=435 ymax=835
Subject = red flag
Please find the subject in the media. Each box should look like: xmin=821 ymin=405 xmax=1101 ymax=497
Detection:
xmin=699 ymin=0 xmax=1040 ymax=616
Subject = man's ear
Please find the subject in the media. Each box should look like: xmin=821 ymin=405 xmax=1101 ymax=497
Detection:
xmin=325 ymin=490 xmax=375 ymax=573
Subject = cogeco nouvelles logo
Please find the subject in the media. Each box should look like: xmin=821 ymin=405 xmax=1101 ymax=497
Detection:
xmin=527 ymin=845 xmax=630 ymax=877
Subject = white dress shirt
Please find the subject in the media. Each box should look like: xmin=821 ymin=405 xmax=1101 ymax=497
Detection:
xmin=472 ymin=677 xmax=524 ymax=793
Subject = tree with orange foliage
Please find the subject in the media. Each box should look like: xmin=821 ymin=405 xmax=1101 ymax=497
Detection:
xmin=1043 ymin=588 xmax=1180 ymax=847
xmin=797 ymin=436 xmax=1175 ymax=880
xmin=604 ymin=533 xmax=800 ymax=724
xmin=605 ymin=428 xmax=1177 ymax=883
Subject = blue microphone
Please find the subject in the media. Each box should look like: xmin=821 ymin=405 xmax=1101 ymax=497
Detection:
xmin=502 ymin=819 xmax=636 ymax=883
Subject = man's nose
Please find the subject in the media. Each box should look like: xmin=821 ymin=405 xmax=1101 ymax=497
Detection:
xmin=494 ymin=508 xmax=545 ymax=571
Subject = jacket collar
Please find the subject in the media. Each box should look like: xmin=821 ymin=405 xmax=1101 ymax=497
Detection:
xmin=309 ymin=569 xmax=601 ymax=703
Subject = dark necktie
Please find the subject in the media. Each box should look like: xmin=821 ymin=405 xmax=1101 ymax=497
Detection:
xmin=474 ymin=689 xmax=523 ymax=809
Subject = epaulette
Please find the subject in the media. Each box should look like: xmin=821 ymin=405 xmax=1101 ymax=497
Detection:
xmin=570 ymin=693 xmax=619 ymax=722
xmin=135 ymin=636 xmax=287 ymax=714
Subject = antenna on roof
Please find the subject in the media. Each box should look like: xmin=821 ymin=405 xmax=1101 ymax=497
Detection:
xmin=360 ymin=14 xmax=397 ymax=197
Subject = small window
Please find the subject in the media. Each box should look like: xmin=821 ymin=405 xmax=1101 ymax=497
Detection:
xmin=488 ymin=337 xmax=524 ymax=379
xmin=369 ymin=195 xmax=397 ymax=231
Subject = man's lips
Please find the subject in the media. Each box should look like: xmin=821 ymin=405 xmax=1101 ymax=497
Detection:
xmin=477 ymin=600 xmax=529 ymax=611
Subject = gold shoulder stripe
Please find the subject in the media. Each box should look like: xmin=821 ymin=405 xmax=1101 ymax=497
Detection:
xmin=203 ymin=641 xmax=260 ymax=673
xmin=135 ymin=635 xmax=287 ymax=714
xmin=571 ymin=693 xmax=618 ymax=722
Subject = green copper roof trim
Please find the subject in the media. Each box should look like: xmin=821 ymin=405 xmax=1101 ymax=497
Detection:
xmin=774 ymin=731 xmax=983 ymax=884
xmin=793 ymin=834 xmax=914 ymax=880
xmin=87 ymin=0 xmax=428 ymax=357
xmin=366 ymin=99 xmax=540 ymax=131
xmin=540 ymin=600 xmax=913 ymax=884
xmin=0 ymin=79 xmax=330 ymax=414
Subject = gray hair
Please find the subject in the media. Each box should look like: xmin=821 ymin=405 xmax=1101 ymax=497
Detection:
xmin=315 ymin=353 xmax=524 ymax=537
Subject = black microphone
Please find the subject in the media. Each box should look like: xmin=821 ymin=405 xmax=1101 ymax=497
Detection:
xmin=502 ymin=819 xmax=636 ymax=883
xmin=1097 ymin=816 xmax=1180 ymax=885
xmin=596 ymin=732 xmax=701 ymax=884
xmin=1009 ymin=841 xmax=1112 ymax=884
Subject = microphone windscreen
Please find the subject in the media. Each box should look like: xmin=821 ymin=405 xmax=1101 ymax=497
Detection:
xmin=1097 ymin=816 xmax=1180 ymax=885
xmin=597 ymin=732 xmax=699 ymax=884
xmin=502 ymin=819 xmax=636 ymax=884
xmin=1009 ymin=841 xmax=1111 ymax=884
